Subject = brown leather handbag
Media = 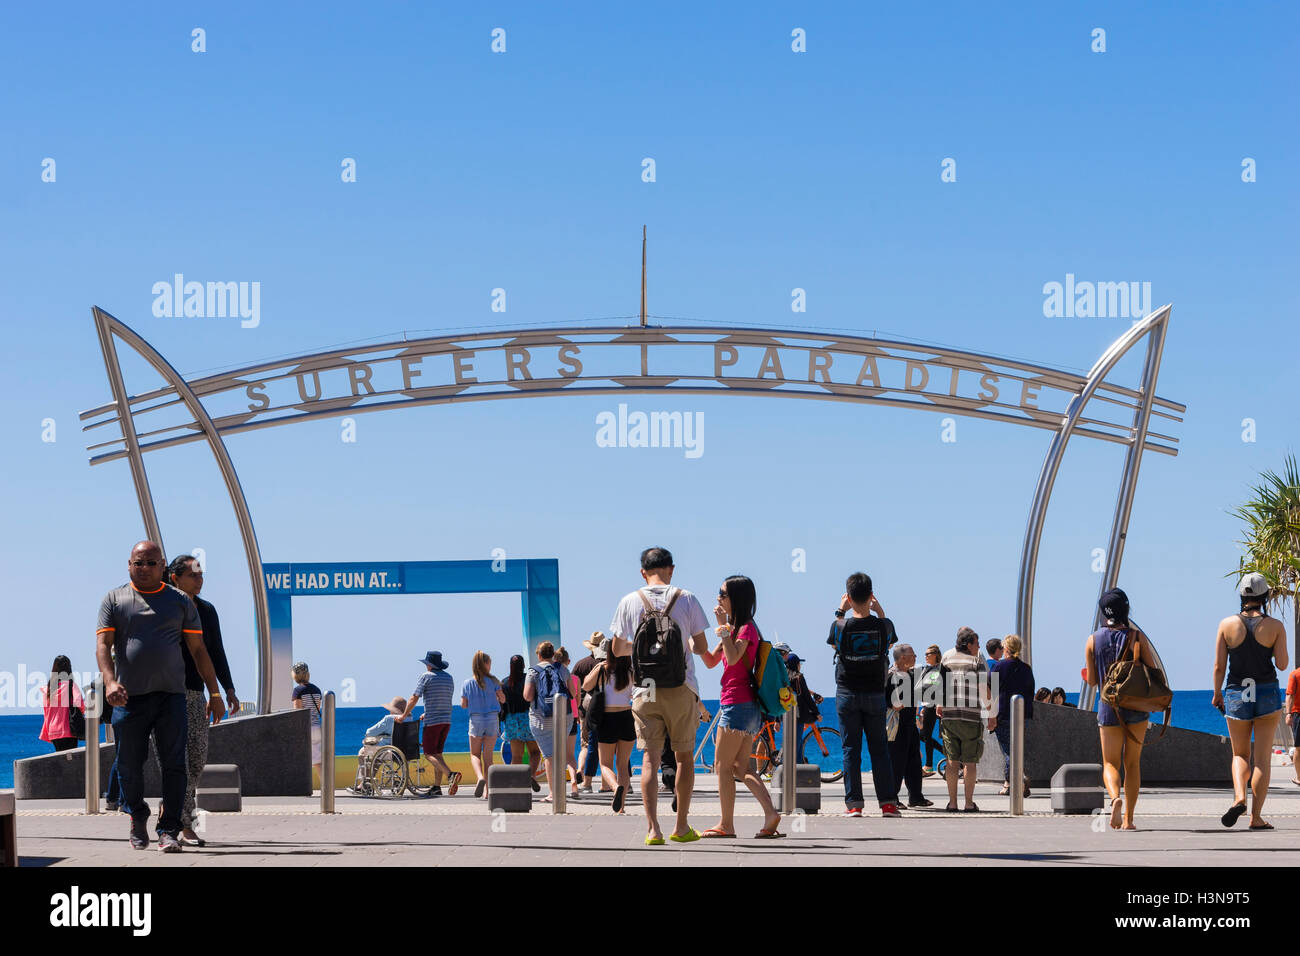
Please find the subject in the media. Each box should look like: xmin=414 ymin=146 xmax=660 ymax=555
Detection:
xmin=1101 ymin=628 xmax=1173 ymax=742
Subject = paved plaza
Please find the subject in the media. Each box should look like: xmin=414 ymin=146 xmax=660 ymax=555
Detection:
xmin=13 ymin=774 xmax=1300 ymax=867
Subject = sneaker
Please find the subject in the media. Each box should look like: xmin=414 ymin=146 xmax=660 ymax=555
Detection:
xmin=158 ymin=832 xmax=182 ymax=853
xmin=881 ymin=803 xmax=903 ymax=818
xmin=530 ymin=777 xmax=541 ymax=793
xmin=447 ymin=772 xmax=462 ymax=797
xmin=908 ymin=797 xmax=935 ymax=808
xmin=128 ymin=818 xmax=149 ymax=850
xmin=844 ymin=807 xmax=863 ymax=817
xmin=428 ymin=785 xmax=443 ymax=797
xmin=105 ymin=801 xmax=119 ymax=812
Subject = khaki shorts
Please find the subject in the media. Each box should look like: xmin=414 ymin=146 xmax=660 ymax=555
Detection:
xmin=632 ymin=683 xmax=698 ymax=754
xmin=941 ymin=718 xmax=985 ymax=764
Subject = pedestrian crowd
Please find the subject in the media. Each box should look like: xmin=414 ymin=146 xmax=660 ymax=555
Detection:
xmin=59 ymin=541 xmax=1295 ymax=851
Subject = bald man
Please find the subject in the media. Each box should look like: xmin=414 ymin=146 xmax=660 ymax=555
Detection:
xmin=96 ymin=541 xmax=226 ymax=852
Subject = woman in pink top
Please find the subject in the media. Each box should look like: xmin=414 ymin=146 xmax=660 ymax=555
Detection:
xmin=700 ymin=575 xmax=782 ymax=839
xmin=40 ymin=655 xmax=85 ymax=752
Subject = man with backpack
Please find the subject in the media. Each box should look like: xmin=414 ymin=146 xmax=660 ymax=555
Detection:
xmin=609 ymin=547 xmax=710 ymax=845
xmin=524 ymin=641 xmax=580 ymax=803
xmin=827 ymin=572 xmax=901 ymax=818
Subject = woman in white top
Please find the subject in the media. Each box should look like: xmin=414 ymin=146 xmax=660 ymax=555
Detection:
xmin=582 ymin=640 xmax=636 ymax=813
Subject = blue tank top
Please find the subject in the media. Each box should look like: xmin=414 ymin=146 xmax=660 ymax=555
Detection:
xmin=1092 ymin=626 xmax=1148 ymax=727
xmin=1226 ymin=614 xmax=1277 ymax=688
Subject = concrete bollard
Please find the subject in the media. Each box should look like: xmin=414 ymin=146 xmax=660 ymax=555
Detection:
xmin=487 ymin=764 xmax=533 ymax=813
xmin=1050 ymin=763 xmax=1105 ymax=814
xmin=196 ymin=764 xmax=242 ymax=812
xmin=84 ymin=681 xmax=100 ymax=816
xmin=1010 ymin=694 xmax=1025 ymax=816
xmin=781 ymin=700 xmax=796 ymax=816
xmin=772 ymin=763 xmax=821 ymax=814
xmin=321 ymin=691 xmax=335 ymax=814
xmin=551 ymin=694 xmax=565 ymax=814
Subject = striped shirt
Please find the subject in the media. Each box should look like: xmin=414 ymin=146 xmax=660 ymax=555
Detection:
xmin=939 ymin=649 xmax=989 ymax=722
xmin=292 ymin=682 xmax=324 ymax=727
xmin=415 ymin=669 xmax=454 ymax=723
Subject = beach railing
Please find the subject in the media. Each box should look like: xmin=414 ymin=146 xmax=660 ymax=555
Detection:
xmin=693 ymin=709 xmax=721 ymax=770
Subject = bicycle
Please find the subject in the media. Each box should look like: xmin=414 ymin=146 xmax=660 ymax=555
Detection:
xmin=750 ymin=716 xmax=844 ymax=784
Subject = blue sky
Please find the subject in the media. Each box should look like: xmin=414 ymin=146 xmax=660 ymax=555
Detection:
xmin=1 ymin=2 xmax=1296 ymax=709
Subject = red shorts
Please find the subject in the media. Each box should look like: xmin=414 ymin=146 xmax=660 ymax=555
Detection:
xmin=422 ymin=722 xmax=450 ymax=756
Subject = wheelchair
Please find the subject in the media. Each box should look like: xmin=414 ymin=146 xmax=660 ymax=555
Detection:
xmin=351 ymin=718 xmax=438 ymax=797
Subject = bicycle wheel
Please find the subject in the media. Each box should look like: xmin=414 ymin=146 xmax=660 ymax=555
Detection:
xmin=935 ymin=755 xmax=947 ymax=777
xmin=752 ymin=735 xmax=774 ymax=778
xmin=802 ymin=726 xmax=843 ymax=783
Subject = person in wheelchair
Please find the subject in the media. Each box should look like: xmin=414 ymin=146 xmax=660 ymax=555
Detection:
xmin=351 ymin=697 xmax=409 ymax=795
xmin=363 ymin=697 xmax=408 ymax=748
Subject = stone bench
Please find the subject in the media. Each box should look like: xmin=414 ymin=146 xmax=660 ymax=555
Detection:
xmin=0 ymin=791 xmax=15 ymax=867
xmin=196 ymin=764 xmax=242 ymax=812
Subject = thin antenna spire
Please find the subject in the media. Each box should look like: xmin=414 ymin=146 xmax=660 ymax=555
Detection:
xmin=640 ymin=225 xmax=647 ymax=327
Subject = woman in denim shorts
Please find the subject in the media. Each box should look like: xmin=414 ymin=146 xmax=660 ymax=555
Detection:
xmin=500 ymin=655 xmax=543 ymax=792
xmin=461 ymin=651 xmax=506 ymax=798
xmin=699 ymin=575 xmax=782 ymax=839
xmin=1213 ymin=573 xmax=1290 ymax=830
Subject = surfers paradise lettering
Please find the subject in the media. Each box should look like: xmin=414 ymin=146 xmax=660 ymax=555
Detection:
xmin=234 ymin=339 xmax=1051 ymax=418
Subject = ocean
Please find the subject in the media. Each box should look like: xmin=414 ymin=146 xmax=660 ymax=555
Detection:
xmin=0 ymin=690 xmax=1248 ymax=788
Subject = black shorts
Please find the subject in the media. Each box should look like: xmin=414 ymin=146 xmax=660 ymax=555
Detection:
xmin=597 ymin=709 xmax=636 ymax=745
xmin=1290 ymin=712 xmax=1300 ymax=747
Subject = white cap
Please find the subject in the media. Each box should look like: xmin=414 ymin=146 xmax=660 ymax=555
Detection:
xmin=1239 ymin=572 xmax=1269 ymax=599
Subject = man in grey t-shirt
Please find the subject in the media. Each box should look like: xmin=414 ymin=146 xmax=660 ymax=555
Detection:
xmin=96 ymin=541 xmax=226 ymax=852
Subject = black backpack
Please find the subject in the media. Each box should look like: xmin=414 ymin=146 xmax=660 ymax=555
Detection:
xmin=580 ymin=666 xmax=607 ymax=728
xmin=631 ymin=588 xmax=687 ymax=691
xmin=832 ymin=616 xmax=892 ymax=688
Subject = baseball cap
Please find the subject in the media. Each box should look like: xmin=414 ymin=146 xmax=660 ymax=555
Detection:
xmin=1239 ymin=572 xmax=1269 ymax=599
xmin=1098 ymin=588 xmax=1129 ymax=622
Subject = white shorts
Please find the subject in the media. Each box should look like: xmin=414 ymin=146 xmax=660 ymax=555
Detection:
xmin=310 ymin=725 xmax=322 ymax=764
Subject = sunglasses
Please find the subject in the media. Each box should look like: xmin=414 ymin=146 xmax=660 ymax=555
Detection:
xmin=130 ymin=560 xmax=161 ymax=568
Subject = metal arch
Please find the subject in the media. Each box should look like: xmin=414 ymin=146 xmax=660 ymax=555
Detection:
xmin=91 ymin=307 xmax=273 ymax=716
xmin=1014 ymin=305 xmax=1173 ymax=664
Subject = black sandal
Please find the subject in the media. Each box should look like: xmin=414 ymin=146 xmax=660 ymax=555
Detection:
xmin=1221 ymin=802 xmax=1247 ymax=828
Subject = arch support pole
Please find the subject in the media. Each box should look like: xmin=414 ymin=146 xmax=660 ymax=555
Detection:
xmin=91 ymin=307 xmax=274 ymax=715
xmin=1014 ymin=306 xmax=1173 ymax=665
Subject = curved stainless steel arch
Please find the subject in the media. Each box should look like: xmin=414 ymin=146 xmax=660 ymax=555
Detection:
xmin=90 ymin=307 xmax=273 ymax=715
xmin=85 ymin=306 xmax=1180 ymax=706
xmin=1014 ymin=305 xmax=1172 ymax=663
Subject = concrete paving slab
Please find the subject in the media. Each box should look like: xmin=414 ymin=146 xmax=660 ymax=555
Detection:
xmin=13 ymin=775 xmax=1300 ymax=867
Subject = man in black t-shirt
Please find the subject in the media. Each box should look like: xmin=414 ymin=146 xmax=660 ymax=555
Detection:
xmin=827 ymin=572 xmax=899 ymax=818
